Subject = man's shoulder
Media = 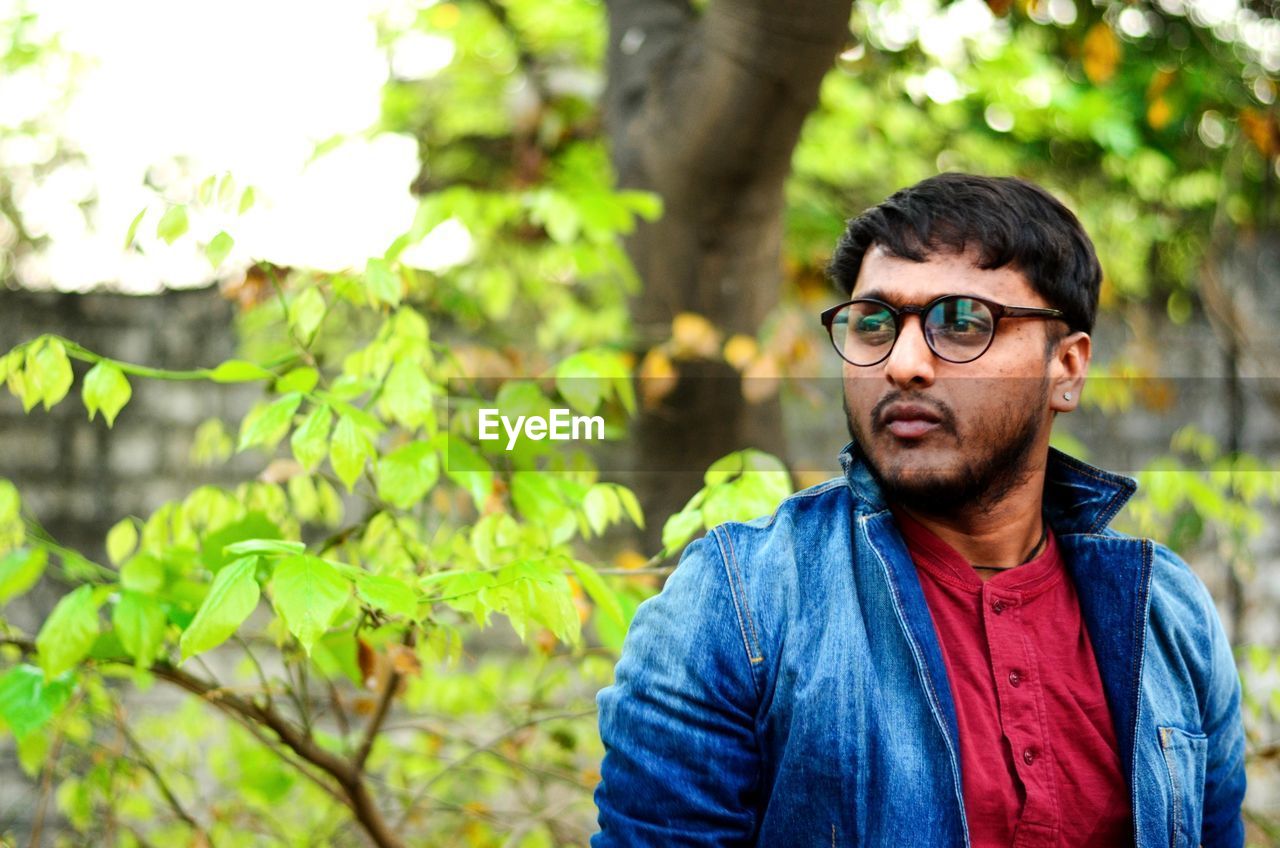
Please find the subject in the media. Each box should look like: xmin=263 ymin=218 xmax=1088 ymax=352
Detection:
xmin=1088 ymin=528 xmax=1224 ymax=650
xmin=708 ymin=475 xmax=852 ymax=544
xmin=1090 ymin=527 xmax=1213 ymax=601
xmin=691 ymin=476 xmax=855 ymax=601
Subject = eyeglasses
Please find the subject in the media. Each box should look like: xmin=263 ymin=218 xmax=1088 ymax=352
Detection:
xmin=820 ymin=294 xmax=1065 ymax=366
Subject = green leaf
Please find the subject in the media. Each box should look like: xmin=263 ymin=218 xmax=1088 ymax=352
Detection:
xmin=82 ymin=361 xmax=132 ymax=427
xmin=444 ymin=438 xmax=494 ymax=509
xmin=704 ymin=451 xmax=744 ymax=486
xmin=179 ymin=556 xmax=260 ymax=660
xmin=124 ymin=208 xmax=146 ymax=249
xmin=567 ymin=559 xmax=625 ymax=627
xmin=661 ymin=508 xmax=703 ymax=554
xmin=223 ymin=539 xmax=305 ymax=557
xmin=238 ymin=393 xmax=303 ymax=452
xmin=120 ymin=553 xmax=165 ymax=594
xmin=217 ymin=173 xmax=236 ymax=207
xmin=619 ymin=189 xmax=664 ymax=221
xmin=0 ymin=547 xmax=47 ymax=605
xmin=113 ymin=591 xmax=167 ymax=666
xmin=270 ymin=555 xmax=350 ymax=654
xmin=291 ymin=404 xmax=333 ymax=471
xmin=330 ymin=414 xmax=372 ymax=491
xmin=355 ymin=573 xmax=418 ymax=619
xmin=614 ymin=485 xmax=645 ymax=529
xmin=155 ymin=205 xmax=189 ymax=244
xmin=106 ymin=518 xmax=137 ymax=566
xmin=36 ymin=585 xmax=101 ymax=679
xmin=3 ymin=348 xmax=33 ymax=412
xmin=199 ymin=514 xmax=281 ymax=573
xmin=209 ymin=360 xmax=274 ymax=383
xmin=0 ymin=664 xmax=73 ymax=739
xmin=555 ymin=351 xmax=609 ymax=415
xmin=275 ymin=366 xmax=318 ymax=395
xmin=238 ymin=186 xmax=256 ymax=214
xmin=288 ymin=287 xmax=326 ymax=341
xmin=0 ymin=479 xmax=20 ymax=526
xmin=30 ymin=338 xmax=73 ymax=410
xmin=583 ymin=485 xmax=619 ymax=536
xmin=205 ymin=231 xmax=235 ymax=267
xmin=382 ymin=360 xmax=435 ymax=429
xmin=471 ymin=513 xmax=519 ymax=568
xmin=365 ymin=257 xmax=401 ymax=307
xmin=375 ymin=441 xmax=439 ymax=509
xmin=199 ymin=174 xmax=218 ymax=204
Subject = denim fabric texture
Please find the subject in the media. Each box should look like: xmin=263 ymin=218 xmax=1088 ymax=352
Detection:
xmin=593 ymin=443 xmax=1247 ymax=847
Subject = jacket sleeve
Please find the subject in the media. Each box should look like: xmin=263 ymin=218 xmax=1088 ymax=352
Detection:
xmin=1196 ymin=576 xmax=1247 ymax=848
xmin=592 ymin=533 xmax=763 ymax=847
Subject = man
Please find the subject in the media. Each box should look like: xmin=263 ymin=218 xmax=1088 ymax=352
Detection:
xmin=593 ymin=173 xmax=1247 ymax=846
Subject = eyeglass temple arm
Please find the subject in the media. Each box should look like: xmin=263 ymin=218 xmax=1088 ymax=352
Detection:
xmin=1001 ymin=306 xmax=1065 ymax=319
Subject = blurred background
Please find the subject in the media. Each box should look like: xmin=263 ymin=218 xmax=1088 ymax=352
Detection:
xmin=1 ymin=0 xmax=1279 ymax=844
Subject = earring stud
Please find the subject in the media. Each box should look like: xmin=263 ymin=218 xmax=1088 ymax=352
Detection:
xmin=1063 ymin=392 xmax=1072 ymax=401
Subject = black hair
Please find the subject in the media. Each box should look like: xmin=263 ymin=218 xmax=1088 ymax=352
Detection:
xmin=825 ymin=173 xmax=1102 ymax=334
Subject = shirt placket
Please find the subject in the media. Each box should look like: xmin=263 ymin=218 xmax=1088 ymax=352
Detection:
xmin=981 ymin=584 xmax=1060 ymax=846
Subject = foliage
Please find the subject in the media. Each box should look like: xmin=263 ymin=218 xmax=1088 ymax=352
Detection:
xmin=0 ymin=161 xmax=792 ymax=846
xmin=2 ymin=0 xmax=1279 ymax=843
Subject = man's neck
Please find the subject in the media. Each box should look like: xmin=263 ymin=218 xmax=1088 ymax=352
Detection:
xmin=890 ymin=470 xmax=1048 ymax=575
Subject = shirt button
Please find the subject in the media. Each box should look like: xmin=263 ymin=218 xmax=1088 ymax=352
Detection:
xmin=992 ymin=599 xmax=1006 ymax=615
xmin=1008 ymin=670 xmax=1022 ymax=687
xmin=1023 ymin=747 xmax=1036 ymax=765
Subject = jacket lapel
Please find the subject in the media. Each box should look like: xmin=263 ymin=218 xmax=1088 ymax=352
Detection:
xmin=839 ymin=442 xmax=1153 ymax=835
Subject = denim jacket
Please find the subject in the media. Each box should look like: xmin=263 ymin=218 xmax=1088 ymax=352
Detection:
xmin=594 ymin=444 xmax=1246 ymax=847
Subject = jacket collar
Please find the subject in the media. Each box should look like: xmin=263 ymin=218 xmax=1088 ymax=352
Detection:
xmin=838 ymin=440 xmax=1138 ymax=535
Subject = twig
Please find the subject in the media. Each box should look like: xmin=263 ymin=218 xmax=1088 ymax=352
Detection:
xmin=234 ymin=634 xmax=277 ymax=708
xmin=354 ymin=630 xmax=417 ymax=771
xmin=0 ymin=636 xmax=406 ymax=848
xmin=327 ymin=676 xmax=352 ymax=744
xmin=26 ymin=704 xmax=70 ymax=848
xmin=114 ymin=708 xmax=215 ymax=847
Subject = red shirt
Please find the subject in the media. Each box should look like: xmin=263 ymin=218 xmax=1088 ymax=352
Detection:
xmin=893 ymin=508 xmax=1132 ymax=847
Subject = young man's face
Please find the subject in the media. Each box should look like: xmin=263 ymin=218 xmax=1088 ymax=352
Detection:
xmin=841 ymin=245 xmax=1067 ymax=515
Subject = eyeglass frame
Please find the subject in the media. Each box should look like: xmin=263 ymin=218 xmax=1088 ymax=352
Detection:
xmin=819 ymin=293 xmax=1066 ymax=367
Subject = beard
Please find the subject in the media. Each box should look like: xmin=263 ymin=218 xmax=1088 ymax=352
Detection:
xmin=843 ymin=377 xmax=1049 ymax=517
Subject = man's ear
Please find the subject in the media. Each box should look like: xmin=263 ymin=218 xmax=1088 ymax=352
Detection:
xmin=1049 ymin=330 xmax=1090 ymax=412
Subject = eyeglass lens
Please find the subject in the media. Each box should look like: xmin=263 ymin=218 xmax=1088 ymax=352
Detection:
xmin=831 ymin=297 xmax=995 ymax=365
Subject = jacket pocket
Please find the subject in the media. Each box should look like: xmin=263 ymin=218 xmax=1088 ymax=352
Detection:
xmin=1158 ymin=725 xmax=1208 ymax=848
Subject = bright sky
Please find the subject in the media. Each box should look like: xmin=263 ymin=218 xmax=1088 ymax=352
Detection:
xmin=4 ymin=0 xmax=431 ymax=293
xmin=3 ymin=0 xmax=1275 ymax=294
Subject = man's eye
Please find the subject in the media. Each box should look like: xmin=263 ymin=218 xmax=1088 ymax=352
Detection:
xmin=854 ymin=314 xmax=892 ymax=334
xmin=944 ymin=317 xmax=990 ymax=335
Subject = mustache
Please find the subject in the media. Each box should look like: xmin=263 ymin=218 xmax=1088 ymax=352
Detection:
xmin=870 ymin=392 xmax=958 ymax=435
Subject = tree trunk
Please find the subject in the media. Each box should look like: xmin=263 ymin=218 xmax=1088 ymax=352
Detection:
xmin=603 ymin=0 xmax=853 ymax=542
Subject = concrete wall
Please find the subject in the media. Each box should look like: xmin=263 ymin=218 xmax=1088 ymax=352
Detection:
xmin=1 ymin=286 xmax=1278 ymax=837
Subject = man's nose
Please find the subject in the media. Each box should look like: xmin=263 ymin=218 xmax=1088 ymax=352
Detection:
xmin=883 ymin=315 xmax=936 ymax=388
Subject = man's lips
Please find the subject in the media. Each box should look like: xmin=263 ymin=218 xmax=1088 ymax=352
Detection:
xmin=878 ymin=403 xmax=944 ymax=440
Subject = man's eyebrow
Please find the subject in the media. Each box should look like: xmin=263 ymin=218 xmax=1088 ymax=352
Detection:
xmin=850 ymin=290 xmax=991 ymax=305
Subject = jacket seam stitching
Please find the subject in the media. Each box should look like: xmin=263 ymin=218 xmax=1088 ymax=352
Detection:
xmin=1159 ymin=727 xmax=1183 ymax=848
xmin=722 ymin=530 xmax=763 ymax=663
xmin=861 ymin=512 xmax=971 ymax=847
xmin=749 ymin=480 xmax=846 ymax=530
xmin=1129 ymin=538 xmax=1154 ymax=848
xmin=711 ymin=527 xmax=764 ymax=671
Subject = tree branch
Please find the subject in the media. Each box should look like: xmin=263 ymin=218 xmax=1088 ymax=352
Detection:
xmin=354 ymin=630 xmax=417 ymax=772
xmin=0 ymin=637 xmax=406 ymax=848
